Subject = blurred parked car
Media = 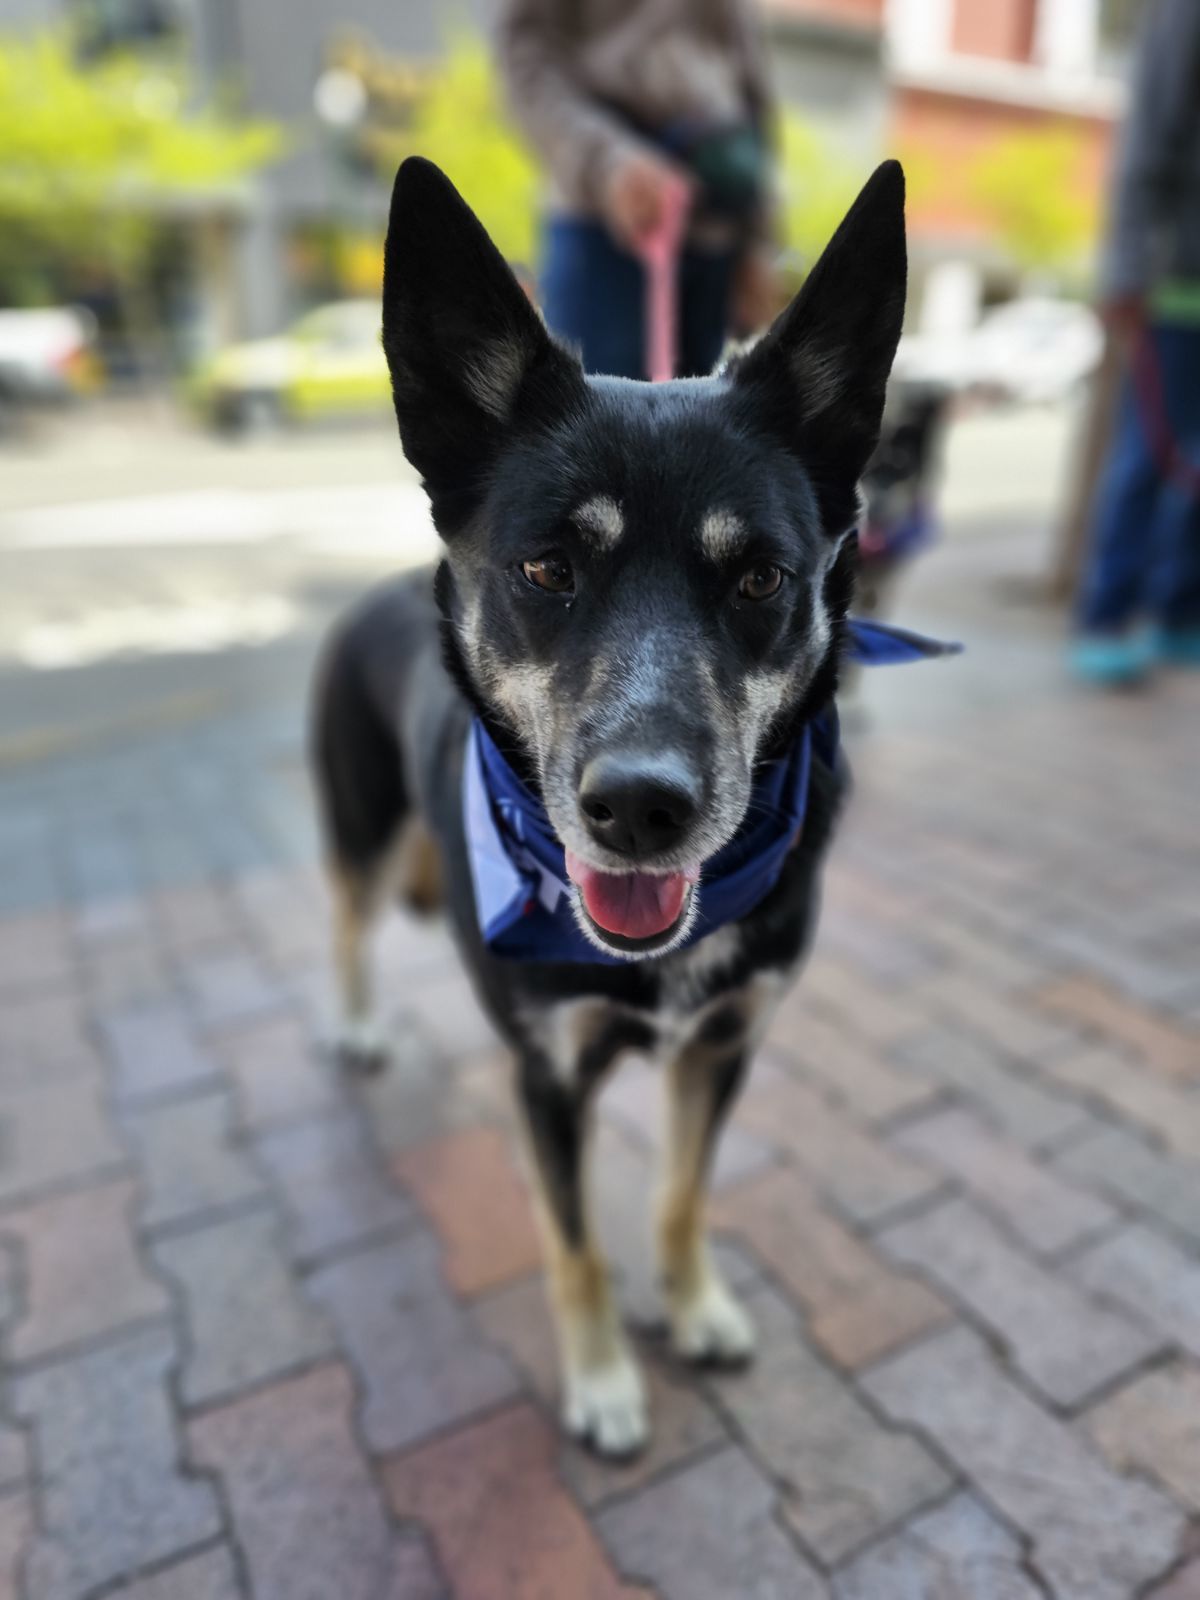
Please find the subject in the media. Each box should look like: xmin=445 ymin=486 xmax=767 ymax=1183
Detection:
xmin=894 ymin=296 xmax=1103 ymax=405
xmin=0 ymin=307 xmax=99 ymax=410
xmin=192 ymin=299 xmax=391 ymax=432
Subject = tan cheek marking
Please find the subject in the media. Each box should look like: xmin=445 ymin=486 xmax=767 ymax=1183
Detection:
xmin=741 ymin=668 xmax=792 ymax=755
xmin=488 ymin=662 xmax=557 ymax=761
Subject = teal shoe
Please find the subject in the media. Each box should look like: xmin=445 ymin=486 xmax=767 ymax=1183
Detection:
xmin=1153 ymin=626 xmax=1200 ymax=667
xmin=1068 ymin=633 xmax=1154 ymax=686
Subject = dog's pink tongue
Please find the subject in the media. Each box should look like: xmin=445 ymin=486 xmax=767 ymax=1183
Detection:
xmin=565 ymin=853 xmax=697 ymax=940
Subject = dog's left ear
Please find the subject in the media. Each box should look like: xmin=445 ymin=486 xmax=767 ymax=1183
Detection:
xmin=728 ymin=161 xmax=906 ymax=529
xmin=382 ymin=156 xmax=583 ymax=529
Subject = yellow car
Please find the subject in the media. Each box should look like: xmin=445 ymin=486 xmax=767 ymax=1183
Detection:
xmin=195 ymin=299 xmax=391 ymax=432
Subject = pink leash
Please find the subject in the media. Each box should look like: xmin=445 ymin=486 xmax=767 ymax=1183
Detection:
xmin=633 ymin=177 xmax=692 ymax=383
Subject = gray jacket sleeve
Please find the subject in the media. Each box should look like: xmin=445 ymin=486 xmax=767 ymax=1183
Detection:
xmin=1102 ymin=0 xmax=1200 ymax=298
xmin=494 ymin=0 xmax=653 ymax=213
xmin=731 ymin=0 xmax=780 ymax=247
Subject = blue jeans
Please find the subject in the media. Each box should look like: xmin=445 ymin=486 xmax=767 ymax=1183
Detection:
xmin=540 ymin=217 xmax=736 ymax=381
xmin=1077 ymin=322 xmax=1200 ymax=632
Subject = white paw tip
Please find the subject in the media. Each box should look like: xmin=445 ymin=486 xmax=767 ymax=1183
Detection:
xmin=671 ymin=1280 xmax=757 ymax=1365
xmin=563 ymin=1357 xmax=649 ymax=1459
xmin=327 ymin=1017 xmax=390 ymax=1071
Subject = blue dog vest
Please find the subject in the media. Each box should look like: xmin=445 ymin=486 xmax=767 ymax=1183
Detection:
xmin=464 ymin=618 xmax=958 ymax=964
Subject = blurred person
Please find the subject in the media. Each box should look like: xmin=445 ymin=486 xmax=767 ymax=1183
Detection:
xmin=496 ymin=0 xmax=779 ymax=380
xmin=1071 ymin=0 xmax=1200 ymax=685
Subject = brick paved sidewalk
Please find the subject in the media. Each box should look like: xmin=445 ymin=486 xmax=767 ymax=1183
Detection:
xmin=0 ymin=619 xmax=1198 ymax=1598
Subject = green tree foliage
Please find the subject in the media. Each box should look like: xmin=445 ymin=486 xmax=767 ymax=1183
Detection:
xmin=970 ymin=127 xmax=1100 ymax=278
xmin=372 ymin=35 xmax=541 ymax=269
xmin=0 ymin=29 xmax=281 ymax=315
xmin=777 ymin=113 xmax=863 ymax=274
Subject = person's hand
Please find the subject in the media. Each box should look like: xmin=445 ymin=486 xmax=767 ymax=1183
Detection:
xmin=731 ymin=249 xmax=781 ymax=337
xmin=1100 ymin=292 xmax=1145 ymax=344
xmin=602 ymin=151 xmax=686 ymax=252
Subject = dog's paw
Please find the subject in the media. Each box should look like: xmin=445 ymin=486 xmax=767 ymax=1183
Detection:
xmin=327 ymin=1017 xmax=390 ymax=1075
xmin=562 ymin=1352 xmax=648 ymax=1459
xmin=669 ymin=1275 xmax=756 ymax=1367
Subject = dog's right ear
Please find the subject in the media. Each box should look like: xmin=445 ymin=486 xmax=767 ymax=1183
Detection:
xmin=726 ymin=161 xmax=906 ymax=534
xmin=382 ymin=157 xmax=583 ymax=530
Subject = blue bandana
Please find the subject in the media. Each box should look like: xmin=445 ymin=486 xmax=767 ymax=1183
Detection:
xmin=464 ymin=618 xmax=959 ymax=964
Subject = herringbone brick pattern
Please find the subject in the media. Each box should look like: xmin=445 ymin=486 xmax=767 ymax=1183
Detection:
xmin=0 ymin=647 xmax=1197 ymax=1598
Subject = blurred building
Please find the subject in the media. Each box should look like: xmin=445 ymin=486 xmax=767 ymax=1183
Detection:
xmin=764 ymin=0 xmax=1135 ymax=323
xmin=0 ymin=0 xmax=1142 ymax=345
xmin=183 ymin=0 xmax=490 ymax=338
xmin=758 ymin=0 xmax=890 ymax=165
xmin=0 ymin=0 xmax=486 ymax=342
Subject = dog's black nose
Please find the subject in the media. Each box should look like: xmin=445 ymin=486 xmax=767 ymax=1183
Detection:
xmin=579 ymin=752 xmax=701 ymax=858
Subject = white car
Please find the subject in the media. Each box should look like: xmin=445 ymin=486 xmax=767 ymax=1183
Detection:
xmin=895 ymin=297 xmax=1103 ymax=405
xmin=0 ymin=307 xmax=98 ymax=405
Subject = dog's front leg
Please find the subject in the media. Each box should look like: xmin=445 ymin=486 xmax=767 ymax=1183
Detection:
xmin=659 ymin=1044 xmax=756 ymax=1363
xmin=327 ymin=864 xmax=389 ymax=1071
xmin=516 ymin=1051 xmax=647 ymax=1458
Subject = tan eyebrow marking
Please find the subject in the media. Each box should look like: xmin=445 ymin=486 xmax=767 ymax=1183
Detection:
xmin=699 ymin=509 xmax=748 ymax=563
xmin=572 ymin=495 xmax=624 ymax=550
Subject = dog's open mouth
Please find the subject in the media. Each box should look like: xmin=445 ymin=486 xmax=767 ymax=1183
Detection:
xmin=565 ymin=852 xmax=700 ymax=954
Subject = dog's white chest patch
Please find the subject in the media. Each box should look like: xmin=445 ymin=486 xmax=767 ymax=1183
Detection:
xmin=657 ymin=929 xmax=792 ymax=1057
xmin=520 ymin=995 xmax=620 ymax=1087
xmin=658 ymin=926 xmax=740 ymax=1009
xmin=521 ymin=930 xmax=794 ymax=1085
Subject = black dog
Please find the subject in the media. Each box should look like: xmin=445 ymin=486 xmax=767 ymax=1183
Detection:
xmin=311 ymin=156 xmax=907 ymax=1457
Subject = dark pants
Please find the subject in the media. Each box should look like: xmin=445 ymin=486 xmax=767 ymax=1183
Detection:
xmin=540 ymin=216 xmax=735 ymax=381
xmin=1077 ymin=322 xmax=1200 ymax=632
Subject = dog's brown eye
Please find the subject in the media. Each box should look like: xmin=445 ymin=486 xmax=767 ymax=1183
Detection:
xmin=522 ymin=554 xmax=574 ymax=594
xmin=738 ymin=562 xmax=783 ymax=602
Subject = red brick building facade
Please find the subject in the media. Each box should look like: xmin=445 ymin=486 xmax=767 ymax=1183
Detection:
xmin=762 ymin=0 xmax=1130 ymax=261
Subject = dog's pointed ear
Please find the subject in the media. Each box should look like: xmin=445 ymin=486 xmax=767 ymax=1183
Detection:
xmin=728 ymin=161 xmax=906 ymax=529
xmin=382 ymin=157 xmax=583 ymax=529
